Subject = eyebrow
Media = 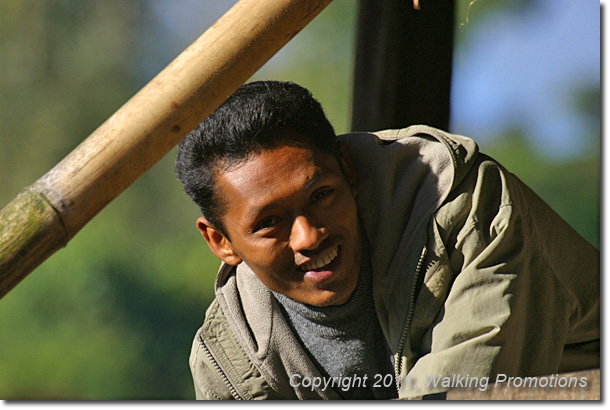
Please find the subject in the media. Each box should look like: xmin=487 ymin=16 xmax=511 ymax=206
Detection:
xmin=245 ymin=169 xmax=327 ymax=222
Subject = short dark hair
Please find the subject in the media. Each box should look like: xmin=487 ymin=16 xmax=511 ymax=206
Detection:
xmin=175 ymin=80 xmax=338 ymax=238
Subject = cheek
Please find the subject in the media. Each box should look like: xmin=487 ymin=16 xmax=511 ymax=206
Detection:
xmin=257 ymin=253 xmax=304 ymax=292
xmin=335 ymin=192 xmax=359 ymax=225
xmin=250 ymin=242 xmax=293 ymax=271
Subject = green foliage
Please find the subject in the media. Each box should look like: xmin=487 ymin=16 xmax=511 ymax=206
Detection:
xmin=0 ymin=0 xmax=599 ymax=400
xmin=0 ymin=0 xmax=217 ymax=399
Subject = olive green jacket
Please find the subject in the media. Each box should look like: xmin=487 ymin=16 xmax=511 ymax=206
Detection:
xmin=188 ymin=125 xmax=600 ymax=399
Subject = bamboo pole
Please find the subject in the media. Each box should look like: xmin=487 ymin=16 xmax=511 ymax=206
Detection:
xmin=0 ymin=0 xmax=333 ymax=300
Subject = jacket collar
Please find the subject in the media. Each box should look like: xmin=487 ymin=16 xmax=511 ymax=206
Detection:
xmin=215 ymin=262 xmax=342 ymax=399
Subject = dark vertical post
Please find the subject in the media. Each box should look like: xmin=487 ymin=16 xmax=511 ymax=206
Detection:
xmin=351 ymin=0 xmax=455 ymax=132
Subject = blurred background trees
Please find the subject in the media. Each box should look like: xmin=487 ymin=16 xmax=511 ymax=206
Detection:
xmin=0 ymin=0 xmax=599 ymax=399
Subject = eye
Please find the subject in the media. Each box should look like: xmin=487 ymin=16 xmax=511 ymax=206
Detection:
xmin=254 ymin=216 xmax=281 ymax=232
xmin=311 ymin=188 xmax=334 ymax=204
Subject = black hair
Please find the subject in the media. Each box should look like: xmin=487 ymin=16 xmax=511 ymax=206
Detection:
xmin=175 ymin=80 xmax=338 ymax=238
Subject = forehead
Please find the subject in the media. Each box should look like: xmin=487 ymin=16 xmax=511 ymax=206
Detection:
xmin=225 ymin=144 xmax=317 ymax=183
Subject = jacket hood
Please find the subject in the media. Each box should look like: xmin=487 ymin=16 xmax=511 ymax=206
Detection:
xmin=338 ymin=125 xmax=479 ymax=349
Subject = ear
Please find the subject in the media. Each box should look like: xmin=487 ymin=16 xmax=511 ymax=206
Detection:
xmin=338 ymin=142 xmax=358 ymax=196
xmin=196 ymin=217 xmax=243 ymax=266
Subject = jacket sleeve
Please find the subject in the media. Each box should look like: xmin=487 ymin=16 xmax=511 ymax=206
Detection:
xmin=400 ymin=155 xmax=600 ymax=398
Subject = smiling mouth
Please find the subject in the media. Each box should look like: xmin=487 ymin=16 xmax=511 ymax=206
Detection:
xmin=297 ymin=245 xmax=339 ymax=272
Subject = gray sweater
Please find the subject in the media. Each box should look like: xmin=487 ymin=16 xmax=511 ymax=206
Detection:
xmin=272 ymin=242 xmax=397 ymax=400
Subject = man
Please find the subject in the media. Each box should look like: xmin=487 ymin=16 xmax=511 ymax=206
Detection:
xmin=175 ymin=80 xmax=599 ymax=400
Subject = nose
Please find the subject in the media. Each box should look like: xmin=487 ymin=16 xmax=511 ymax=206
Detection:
xmin=290 ymin=215 xmax=327 ymax=253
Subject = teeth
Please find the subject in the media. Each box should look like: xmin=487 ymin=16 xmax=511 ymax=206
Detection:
xmin=299 ymin=246 xmax=338 ymax=271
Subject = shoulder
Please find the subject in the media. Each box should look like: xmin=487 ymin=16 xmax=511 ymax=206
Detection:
xmin=189 ymin=299 xmax=239 ymax=400
xmin=337 ymin=125 xmax=478 ymax=278
xmin=189 ymin=299 xmax=280 ymax=400
xmin=434 ymin=151 xmax=599 ymax=334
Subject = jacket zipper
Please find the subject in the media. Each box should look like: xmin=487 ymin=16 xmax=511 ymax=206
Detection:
xmin=394 ymin=246 xmax=428 ymax=394
xmin=201 ymin=339 xmax=244 ymax=400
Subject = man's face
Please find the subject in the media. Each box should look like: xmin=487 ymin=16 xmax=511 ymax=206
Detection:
xmin=199 ymin=135 xmax=361 ymax=307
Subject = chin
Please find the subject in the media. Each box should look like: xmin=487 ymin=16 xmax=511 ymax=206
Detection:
xmin=309 ymin=290 xmax=352 ymax=307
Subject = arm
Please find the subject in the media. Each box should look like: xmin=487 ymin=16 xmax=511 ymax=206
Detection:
xmin=400 ymin=156 xmax=599 ymax=397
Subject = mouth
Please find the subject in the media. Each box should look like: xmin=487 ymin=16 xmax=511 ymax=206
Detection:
xmin=297 ymin=245 xmax=339 ymax=272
